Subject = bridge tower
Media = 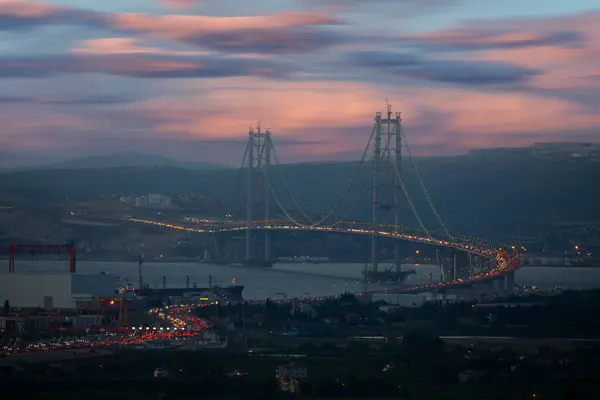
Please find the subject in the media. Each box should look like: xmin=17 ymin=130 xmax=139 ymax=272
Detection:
xmin=245 ymin=124 xmax=272 ymax=263
xmin=372 ymin=103 xmax=403 ymax=273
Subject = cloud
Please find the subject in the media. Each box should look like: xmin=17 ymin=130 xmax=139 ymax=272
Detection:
xmin=159 ymin=0 xmax=206 ymax=10
xmin=71 ymin=37 xmax=212 ymax=56
xmin=1 ymin=4 xmax=599 ymax=166
xmin=0 ymin=2 xmax=345 ymax=54
xmin=412 ymin=12 xmax=600 ymax=106
xmin=303 ymin=0 xmax=459 ymax=15
xmin=0 ymin=53 xmax=289 ymax=79
xmin=399 ymin=29 xmax=585 ymax=52
xmin=2 ymin=75 xmax=600 ymax=166
xmin=0 ymin=94 xmax=135 ymax=105
xmin=0 ymin=0 xmax=105 ymax=30
xmin=109 ymin=12 xmax=345 ymax=54
xmin=128 ymin=78 xmax=600 ymax=155
xmin=348 ymin=51 xmax=540 ymax=85
xmin=403 ymin=60 xmax=540 ymax=85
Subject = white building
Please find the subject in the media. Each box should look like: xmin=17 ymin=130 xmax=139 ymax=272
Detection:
xmin=0 ymin=272 xmax=118 ymax=310
xmin=134 ymin=194 xmax=172 ymax=208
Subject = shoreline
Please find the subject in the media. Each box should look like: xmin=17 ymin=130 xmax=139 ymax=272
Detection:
xmin=0 ymin=257 xmax=424 ymax=265
xmin=1 ymin=257 xmax=598 ymax=268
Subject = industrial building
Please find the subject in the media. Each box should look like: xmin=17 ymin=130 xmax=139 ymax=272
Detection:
xmin=0 ymin=272 xmax=118 ymax=310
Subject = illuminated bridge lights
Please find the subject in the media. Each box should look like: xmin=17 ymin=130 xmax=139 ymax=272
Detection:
xmin=125 ymin=217 xmax=518 ymax=296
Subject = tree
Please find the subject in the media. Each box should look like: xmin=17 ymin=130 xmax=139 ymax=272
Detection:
xmin=298 ymin=341 xmax=318 ymax=354
xmin=346 ymin=340 xmax=369 ymax=354
xmin=402 ymin=331 xmax=444 ymax=358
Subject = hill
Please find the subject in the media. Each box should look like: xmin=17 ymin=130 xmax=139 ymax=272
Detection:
xmin=12 ymin=152 xmax=230 ymax=171
xmin=0 ymin=155 xmax=598 ymax=239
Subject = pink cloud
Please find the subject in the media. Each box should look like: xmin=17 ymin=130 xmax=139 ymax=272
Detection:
xmin=105 ymin=11 xmax=344 ymax=54
xmin=392 ymin=11 xmax=600 ymax=103
xmin=119 ymin=78 xmax=600 ymax=159
xmin=111 ymin=11 xmax=340 ymax=34
xmin=70 ymin=38 xmax=212 ymax=56
xmin=159 ymin=0 xmax=205 ymax=10
xmin=1 ymin=2 xmax=344 ymax=54
xmin=0 ymin=104 xmax=90 ymax=150
xmin=0 ymin=0 xmax=57 ymax=17
xmin=1 ymin=4 xmax=599 ymax=163
xmin=2 ymin=74 xmax=600 ymax=162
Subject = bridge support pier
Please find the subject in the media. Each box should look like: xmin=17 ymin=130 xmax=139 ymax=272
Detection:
xmin=469 ymin=253 xmax=474 ymax=278
xmin=245 ymin=129 xmax=254 ymax=261
xmin=441 ymin=261 xmax=453 ymax=283
xmin=245 ymin=125 xmax=273 ymax=263
xmin=210 ymin=233 xmax=222 ymax=262
xmin=370 ymin=106 xmax=403 ymax=274
xmin=485 ymin=280 xmax=495 ymax=295
xmin=264 ymin=134 xmax=272 ymax=262
xmin=495 ymin=279 xmax=505 ymax=295
xmin=505 ymin=270 xmax=515 ymax=294
xmin=371 ymin=111 xmax=382 ymax=273
xmin=393 ymin=112 xmax=402 ymax=273
xmin=453 ymin=250 xmax=470 ymax=280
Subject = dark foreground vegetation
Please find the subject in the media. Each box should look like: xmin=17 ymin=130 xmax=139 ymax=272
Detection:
xmin=3 ymin=291 xmax=600 ymax=399
xmin=198 ymin=290 xmax=600 ymax=340
xmin=2 ymin=339 xmax=600 ymax=399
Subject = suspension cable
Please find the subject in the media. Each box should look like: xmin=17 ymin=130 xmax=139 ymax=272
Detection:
xmin=389 ymin=154 xmax=432 ymax=239
xmin=267 ymin=126 xmax=375 ymax=225
xmin=321 ymin=184 xmax=370 ymax=227
xmin=262 ymin=128 xmax=430 ymax=239
xmin=230 ymin=140 xmax=250 ymax=204
xmin=401 ymin=129 xmax=452 ymax=239
xmin=261 ymin=154 xmax=371 ymax=228
xmin=260 ymin=161 xmax=310 ymax=226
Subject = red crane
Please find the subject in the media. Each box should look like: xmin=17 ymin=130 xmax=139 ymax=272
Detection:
xmin=1 ymin=244 xmax=76 ymax=273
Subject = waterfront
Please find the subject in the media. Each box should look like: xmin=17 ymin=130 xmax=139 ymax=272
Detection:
xmin=5 ymin=260 xmax=600 ymax=300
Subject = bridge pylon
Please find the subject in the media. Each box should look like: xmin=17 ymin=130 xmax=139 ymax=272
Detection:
xmin=371 ymin=104 xmax=403 ymax=273
xmin=245 ymin=124 xmax=273 ymax=265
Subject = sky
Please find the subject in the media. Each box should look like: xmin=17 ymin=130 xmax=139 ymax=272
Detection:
xmin=0 ymin=0 xmax=599 ymax=166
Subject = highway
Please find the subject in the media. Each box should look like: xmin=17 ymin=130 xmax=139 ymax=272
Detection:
xmin=1 ymin=303 xmax=211 ymax=363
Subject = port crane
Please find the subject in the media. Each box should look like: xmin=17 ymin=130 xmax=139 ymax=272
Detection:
xmin=0 ymin=244 xmax=76 ymax=273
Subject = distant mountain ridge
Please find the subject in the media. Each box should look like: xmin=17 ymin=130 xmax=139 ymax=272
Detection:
xmin=22 ymin=152 xmax=230 ymax=171
xmin=2 ymin=152 xmax=599 ymax=239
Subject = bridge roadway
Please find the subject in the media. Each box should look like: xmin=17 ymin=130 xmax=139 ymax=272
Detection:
xmin=127 ymin=217 xmax=519 ymax=296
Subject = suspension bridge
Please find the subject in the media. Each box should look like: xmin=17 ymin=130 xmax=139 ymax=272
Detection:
xmin=127 ymin=104 xmax=520 ymax=296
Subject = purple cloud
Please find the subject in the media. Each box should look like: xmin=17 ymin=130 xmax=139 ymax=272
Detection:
xmin=0 ymin=94 xmax=135 ymax=105
xmin=0 ymin=54 xmax=290 ymax=79
xmin=0 ymin=2 xmax=345 ymax=54
xmin=347 ymin=51 xmax=540 ymax=85
xmin=399 ymin=29 xmax=585 ymax=52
